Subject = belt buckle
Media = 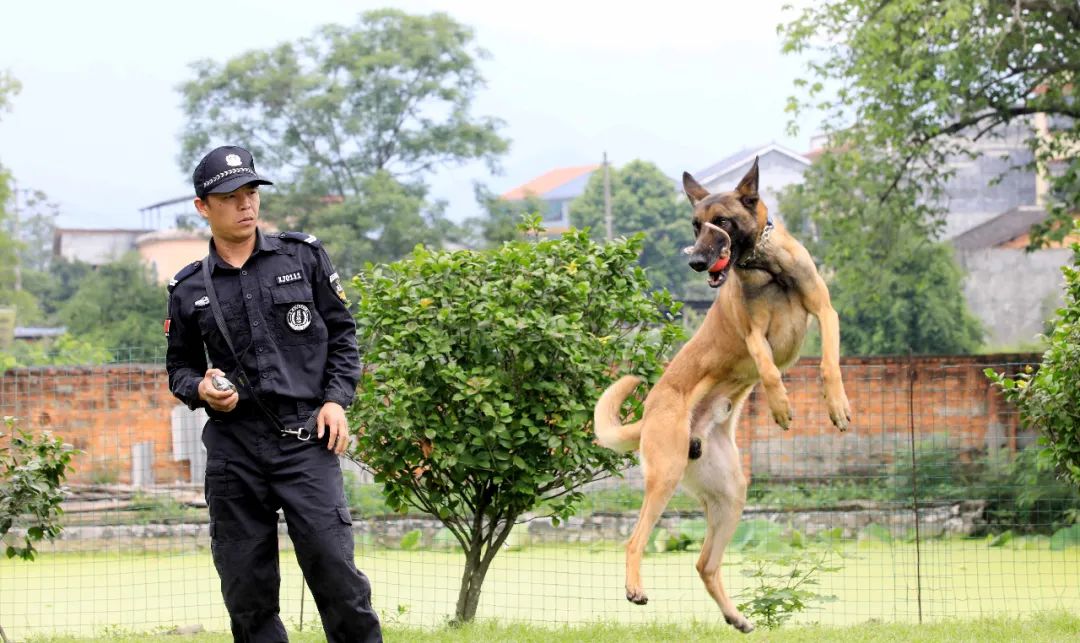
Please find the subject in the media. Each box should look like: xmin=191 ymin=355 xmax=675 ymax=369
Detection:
xmin=280 ymin=425 xmax=312 ymax=441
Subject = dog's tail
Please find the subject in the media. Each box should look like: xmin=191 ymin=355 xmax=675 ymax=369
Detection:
xmin=593 ymin=375 xmax=645 ymax=453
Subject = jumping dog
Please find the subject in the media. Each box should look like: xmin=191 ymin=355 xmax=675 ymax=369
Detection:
xmin=593 ymin=158 xmax=851 ymax=633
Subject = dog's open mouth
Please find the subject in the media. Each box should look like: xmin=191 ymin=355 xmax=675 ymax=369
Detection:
xmin=707 ymin=255 xmax=731 ymax=288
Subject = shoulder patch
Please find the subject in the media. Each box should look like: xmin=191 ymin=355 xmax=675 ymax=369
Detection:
xmin=279 ymin=231 xmax=322 ymax=248
xmin=168 ymin=260 xmax=203 ymax=293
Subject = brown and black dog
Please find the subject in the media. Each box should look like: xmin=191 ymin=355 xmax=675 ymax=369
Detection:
xmin=593 ymin=158 xmax=851 ymax=633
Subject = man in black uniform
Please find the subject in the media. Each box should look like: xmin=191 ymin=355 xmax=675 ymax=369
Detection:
xmin=165 ymin=145 xmax=381 ymax=642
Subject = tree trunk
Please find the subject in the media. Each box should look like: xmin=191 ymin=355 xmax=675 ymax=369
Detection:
xmin=452 ymin=516 xmax=516 ymax=624
xmin=453 ymin=551 xmax=493 ymax=623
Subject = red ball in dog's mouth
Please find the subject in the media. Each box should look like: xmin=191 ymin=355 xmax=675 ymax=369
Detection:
xmin=709 ymin=256 xmax=730 ymax=273
xmin=706 ymin=255 xmax=731 ymax=288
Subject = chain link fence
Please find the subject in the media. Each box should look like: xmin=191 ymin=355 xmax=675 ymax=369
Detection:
xmin=1 ymin=352 xmax=1078 ymax=638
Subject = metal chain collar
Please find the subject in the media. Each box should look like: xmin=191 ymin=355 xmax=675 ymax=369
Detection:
xmin=739 ymin=220 xmax=774 ymax=267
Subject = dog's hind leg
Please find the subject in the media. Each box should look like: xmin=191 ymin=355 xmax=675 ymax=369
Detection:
xmin=624 ymin=410 xmax=688 ymax=605
xmin=688 ymin=407 xmax=753 ymax=632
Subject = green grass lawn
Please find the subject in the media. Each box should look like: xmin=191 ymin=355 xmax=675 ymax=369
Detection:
xmin=19 ymin=612 xmax=1080 ymax=642
xmin=2 ymin=539 xmax=1077 ymax=640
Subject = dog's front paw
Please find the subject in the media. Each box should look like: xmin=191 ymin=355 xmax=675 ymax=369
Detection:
xmin=770 ymin=398 xmax=792 ymax=430
xmin=625 ymin=588 xmax=649 ymax=605
xmin=827 ymin=392 xmax=852 ymax=432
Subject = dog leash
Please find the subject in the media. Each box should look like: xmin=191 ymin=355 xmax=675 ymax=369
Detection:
xmin=200 ymin=256 xmax=316 ymax=441
xmin=199 ymin=257 xmax=377 ymax=476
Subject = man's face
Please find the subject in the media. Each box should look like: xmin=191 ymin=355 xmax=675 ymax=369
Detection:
xmin=194 ymin=183 xmax=260 ymax=242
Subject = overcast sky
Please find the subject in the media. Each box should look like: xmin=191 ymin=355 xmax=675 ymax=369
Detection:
xmin=0 ymin=0 xmax=818 ymax=229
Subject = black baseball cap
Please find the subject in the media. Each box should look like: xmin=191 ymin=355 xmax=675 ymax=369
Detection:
xmin=192 ymin=145 xmax=274 ymax=199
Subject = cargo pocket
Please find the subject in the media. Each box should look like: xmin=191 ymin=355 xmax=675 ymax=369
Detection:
xmin=204 ymin=458 xmax=241 ymax=500
xmin=337 ymin=506 xmax=355 ymax=558
xmin=271 ymin=283 xmax=327 ymax=346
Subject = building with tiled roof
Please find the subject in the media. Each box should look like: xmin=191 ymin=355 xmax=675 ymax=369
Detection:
xmin=501 ymin=164 xmax=600 ymax=234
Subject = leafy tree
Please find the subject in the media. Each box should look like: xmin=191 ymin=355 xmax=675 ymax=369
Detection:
xmin=780 ymin=0 xmax=1080 ymax=248
xmin=178 ymin=10 xmax=508 ymax=270
xmin=0 ymin=72 xmax=46 ymax=327
xmin=57 ymin=253 xmax=167 ymax=360
xmin=988 ymin=242 xmax=1080 ymax=486
xmin=21 ymin=258 xmax=93 ymax=321
xmin=569 ymin=160 xmax=689 ymax=295
xmin=263 ymin=171 xmax=458 ymax=291
xmin=779 ymin=150 xmax=984 ymax=354
xmin=348 ymin=217 xmax=684 ymax=622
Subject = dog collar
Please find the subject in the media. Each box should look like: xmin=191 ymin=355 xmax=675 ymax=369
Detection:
xmin=738 ymin=215 xmax=774 ymax=268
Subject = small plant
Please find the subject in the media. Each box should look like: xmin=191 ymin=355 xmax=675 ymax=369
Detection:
xmin=736 ymin=548 xmax=841 ymax=629
xmin=1 ymin=416 xmax=78 ymax=560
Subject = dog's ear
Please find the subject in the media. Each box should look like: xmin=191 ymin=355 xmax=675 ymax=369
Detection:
xmin=682 ymin=172 xmax=710 ymax=206
xmin=736 ymin=157 xmax=760 ymax=210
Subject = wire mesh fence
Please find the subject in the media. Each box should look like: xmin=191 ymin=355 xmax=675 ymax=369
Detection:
xmin=1 ymin=352 xmax=1078 ymax=639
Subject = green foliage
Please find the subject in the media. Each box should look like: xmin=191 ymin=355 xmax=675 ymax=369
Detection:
xmin=179 ymin=9 xmax=507 ymax=184
xmin=733 ymin=524 xmax=843 ymax=629
xmin=56 ymin=253 xmax=167 ymax=359
xmin=349 ymin=219 xmax=683 ymax=621
xmin=737 ymin=549 xmax=841 ymax=630
xmin=988 ymin=244 xmax=1080 ymax=486
xmin=266 ymin=171 xmax=456 ymax=286
xmin=747 ymin=478 xmax=892 ymax=508
xmin=977 ymin=446 xmax=1080 ymax=534
xmin=20 ymin=258 xmax=93 ymax=321
xmin=1 ymin=333 xmax=112 ymax=371
xmin=0 ymin=69 xmax=20 ymax=114
xmin=1050 ymin=524 xmax=1080 ymax=550
xmin=781 ymin=0 xmax=1080 ymax=249
xmin=399 ymin=529 xmax=422 ymax=551
xmin=177 ymin=9 xmax=507 ymax=271
xmin=465 ymin=184 xmax=547 ymax=248
xmin=888 ymin=436 xmax=983 ymax=502
xmin=0 ymin=416 xmax=77 ymax=560
xmin=777 ymin=151 xmax=984 ymax=355
xmin=569 ymin=159 xmax=690 ymax=296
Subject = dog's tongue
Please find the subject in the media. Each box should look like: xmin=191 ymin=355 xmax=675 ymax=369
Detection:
xmin=709 ymin=256 xmax=730 ymax=273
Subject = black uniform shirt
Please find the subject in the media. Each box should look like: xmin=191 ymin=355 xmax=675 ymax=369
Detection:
xmin=165 ymin=228 xmax=359 ymax=412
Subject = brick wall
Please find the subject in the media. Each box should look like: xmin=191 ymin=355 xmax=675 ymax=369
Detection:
xmin=737 ymin=354 xmax=1038 ymax=479
xmin=0 ymin=354 xmax=1040 ymax=486
xmin=0 ymin=365 xmax=187 ymax=485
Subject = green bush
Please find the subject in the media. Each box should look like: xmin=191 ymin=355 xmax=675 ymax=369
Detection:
xmin=348 ymin=216 xmax=683 ymax=622
xmin=976 ymin=446 xmax=1080 ymax=534
xmin=988 ymin=242 xmax=1080 ymax=485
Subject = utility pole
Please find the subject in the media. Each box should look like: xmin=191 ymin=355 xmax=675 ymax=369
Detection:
xmin=11 ymin=178 xmax=20 ymax=292
xmin=603 ymin=151 xmax=613 ymax=241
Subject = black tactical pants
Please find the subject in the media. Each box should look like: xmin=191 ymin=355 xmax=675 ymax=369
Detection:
xmin=202 ymin=401 xmax=381 ymax=643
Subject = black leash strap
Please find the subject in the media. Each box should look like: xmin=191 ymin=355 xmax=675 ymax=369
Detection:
xmin=201 ymin=256 xmax=313 ymax=440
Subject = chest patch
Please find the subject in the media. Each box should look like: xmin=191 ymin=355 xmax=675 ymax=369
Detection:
xmin=194 ymin=296 xmax=209 ymax=308
xmin=287 ymin=304 xmax=312 ymax=331
xmin=276 ymin=271 xmax=303 ymax=285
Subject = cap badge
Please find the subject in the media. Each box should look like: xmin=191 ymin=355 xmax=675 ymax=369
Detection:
xmin=225 ymin=154 xmax=243 ymax=167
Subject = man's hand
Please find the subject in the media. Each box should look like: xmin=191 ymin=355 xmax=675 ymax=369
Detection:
xmin=198 ymin=368 xmax=239 ymax=412
xmin=317 ymin=402 xmax=350 ymax=454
